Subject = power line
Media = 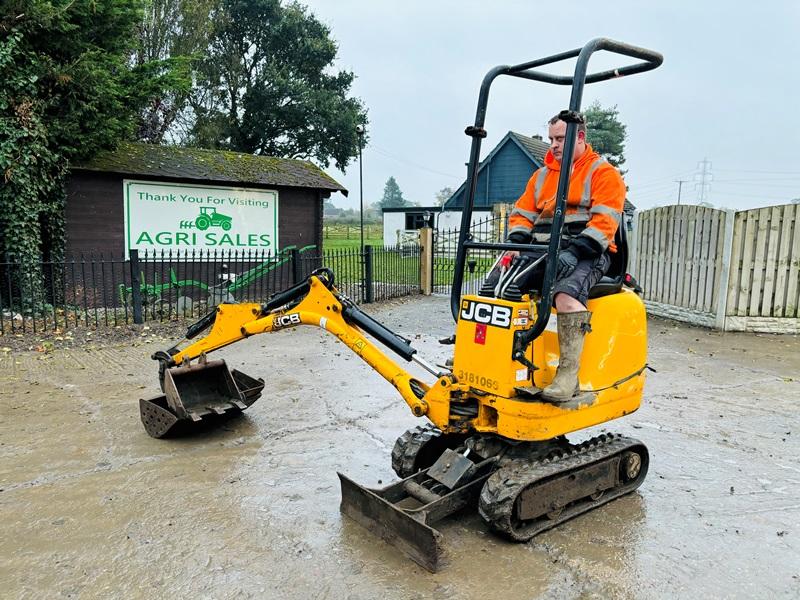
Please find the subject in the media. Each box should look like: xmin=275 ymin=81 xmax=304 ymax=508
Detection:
xmin=709 ymin=175 xmax=800 ymax=181
xmin=712 ymin=181 xmax=800 ymax=189
xmin=632 ymin=181 xmax=685 ymax=192
xmin=370 ymin=145 xmax=462 ymax=179
xmin=714 ymin=168 xmax=800 ymax=175
xmin=629 ymin=170 xmax=695 ymax=189
xmin=710 ymin=190 xmax=797 ymax=201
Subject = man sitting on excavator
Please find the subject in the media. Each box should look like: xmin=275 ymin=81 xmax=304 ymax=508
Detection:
xmin=485 ymin=111 xmax=626 ymax=403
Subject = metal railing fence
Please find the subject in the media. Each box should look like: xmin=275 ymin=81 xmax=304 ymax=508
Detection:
xmin=0 ymin=243 xmax=421 ymax=333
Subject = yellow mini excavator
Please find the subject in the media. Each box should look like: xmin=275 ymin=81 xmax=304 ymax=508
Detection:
xmin=140 ymin=38 xmax=662 ymax=572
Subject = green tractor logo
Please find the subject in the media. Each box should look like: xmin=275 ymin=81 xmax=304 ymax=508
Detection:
xmin=194 ymin=206 xmax=233 ymax=231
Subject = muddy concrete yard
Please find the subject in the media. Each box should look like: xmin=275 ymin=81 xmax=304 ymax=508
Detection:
xmin=1 ymin=296 xmax=799 ymax=599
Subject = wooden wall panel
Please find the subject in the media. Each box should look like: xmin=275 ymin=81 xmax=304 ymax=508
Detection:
xmin=65 ymin=171 xmax=325 ymax=257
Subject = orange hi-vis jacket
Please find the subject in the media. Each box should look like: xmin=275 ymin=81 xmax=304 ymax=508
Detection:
xmin=507 ymin=144 xmax=626 ymax=253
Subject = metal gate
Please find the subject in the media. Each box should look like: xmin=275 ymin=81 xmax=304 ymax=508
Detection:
xmin=432 ymin=214 xmax=505 ymax=297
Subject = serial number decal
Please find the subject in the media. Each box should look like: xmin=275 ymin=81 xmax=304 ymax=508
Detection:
xmin=457 ymin=370 xmax=500 ymax=391
xmin=460 ymin=300 xmax=512 ymax=329
xmin=273 ymin=313 xmax=301 ymax=329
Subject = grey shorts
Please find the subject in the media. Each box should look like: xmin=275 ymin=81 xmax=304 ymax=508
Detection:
xmin=552 ymin=253 xmax=611 ymax=305
xmin=483 ymin=252 xmax=611 ymax=306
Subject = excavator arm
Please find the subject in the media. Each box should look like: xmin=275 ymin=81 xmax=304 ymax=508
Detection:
xmin=145 ymin=270 xmax=435 ymax=439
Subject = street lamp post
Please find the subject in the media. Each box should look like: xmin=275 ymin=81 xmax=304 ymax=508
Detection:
xmin=356 ymin=124 xmax=366 ymax=298
xmin=356 ymin=124 xmax=365 ymax=256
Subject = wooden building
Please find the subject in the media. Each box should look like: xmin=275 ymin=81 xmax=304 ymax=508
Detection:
xmin=67 ymin=142 xmax=347 ymax=256
xmin=443 ymin=131 xmax=636 ymax=224
xmin=382 ymin=132 xmax=548 ymax=245
xmin=443 ymin=131 xmax=549 ymax=210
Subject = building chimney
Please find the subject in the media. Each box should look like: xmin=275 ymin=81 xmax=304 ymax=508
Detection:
xmin=531 ymin=134 xmax=543 ymax=140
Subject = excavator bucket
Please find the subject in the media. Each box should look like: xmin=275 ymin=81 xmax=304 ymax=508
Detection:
xmin=140 ymin=360 xmax=264 ymax=438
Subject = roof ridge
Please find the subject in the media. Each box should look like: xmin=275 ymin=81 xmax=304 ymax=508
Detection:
xmin=74 ymin=142 xmax=347 ymax=195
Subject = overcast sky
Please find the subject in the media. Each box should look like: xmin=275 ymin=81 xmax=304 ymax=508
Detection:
xmin=301 ymin=0 xmax=800 ymax=212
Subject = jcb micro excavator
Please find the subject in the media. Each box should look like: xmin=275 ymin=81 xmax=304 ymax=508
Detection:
xmin=140 ymin=38 xmax=662 ymax=572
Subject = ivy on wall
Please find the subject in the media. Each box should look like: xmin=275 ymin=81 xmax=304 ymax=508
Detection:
xmin=0 ymin=1 xmax=188 ymax=308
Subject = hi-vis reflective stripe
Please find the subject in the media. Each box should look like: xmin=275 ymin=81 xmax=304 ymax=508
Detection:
xmin=580 ymin=157 xmax=607 ymax=208
xmin=532 ymin=166 xmax=549 ymax=201
xmin=590 ymin=204 xmax=622 ymax=222
xmin=582 ymin=225 xmax=610 ymax=249
xmin=510 ymin=207 xmax=539 ymax=221
xmin=534 ymin=211 xmax=590 ymax=226
xmin=532 ymin=158 xmax=605 ymax=207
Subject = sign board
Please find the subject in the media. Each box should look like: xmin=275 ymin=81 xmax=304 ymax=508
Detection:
xmin=123 ymin=180 xmax=278 ymax=252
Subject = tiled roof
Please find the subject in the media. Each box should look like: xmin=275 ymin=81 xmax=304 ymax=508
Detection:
xmin=509 ymin=132 xmax=550 ymax=163
xmin=74 ymin=142 xmax=347 ymax=195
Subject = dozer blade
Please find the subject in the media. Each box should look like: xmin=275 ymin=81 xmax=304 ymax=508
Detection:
xmin=140 ymin=361 xmax=264 ymax=438
xmin=339 ymin=452 xmax=496 ymax=572
xmin=338 ymin=473 xmax=446 ymax=572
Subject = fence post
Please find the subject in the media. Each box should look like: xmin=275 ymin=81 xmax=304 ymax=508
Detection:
xmin=291 ymin=247 xmax=302 ymax=284
xmin=715 ymin=209 xmax=736 ymax=331
xmin=419 ymin=227 xmax=433 ymax=295
xmin=129 ymin=248 xmax=144 ymax=325
xmin=498 ymin=203 xmax=508 ymax=241
xmin=364 ymin=245 xmax=374 ymax=303
xmin=628 ymin=210 xmax=640 ymax=278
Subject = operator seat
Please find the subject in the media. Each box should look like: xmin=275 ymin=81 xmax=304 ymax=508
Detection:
xmin=587 ymin=218 xmax=628 ymax=299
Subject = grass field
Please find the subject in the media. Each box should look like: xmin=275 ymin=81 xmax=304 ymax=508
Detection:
xmin=323 ymin=223 xmax=382 ymax=249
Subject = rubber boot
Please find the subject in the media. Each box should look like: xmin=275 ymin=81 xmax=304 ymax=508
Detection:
xmin=541 ymin=311 xmax=592 ymax=403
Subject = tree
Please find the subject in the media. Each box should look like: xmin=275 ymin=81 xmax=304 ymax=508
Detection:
xmin=322 ymin=199 xmax=341 ymax=217
xmin=133 ymin=0 xmax=214 ymax=143
xmin=186 ymin=0 xmax=368 ymax=170
xmin=435 ymin=186 xmax=454 ymax=207
xmin=378 ymin=177 xmax=409 ymax=209
xmin=0 ymin=0 xmax=185 ymax=291
xmin=583 ymin=101 xmax=627 ymax=169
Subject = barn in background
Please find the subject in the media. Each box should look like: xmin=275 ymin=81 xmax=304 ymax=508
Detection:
xmin=67 ymin=142 xmax=347 ymax=257
xmin=382 ymin=131 xmax=547 ymax=245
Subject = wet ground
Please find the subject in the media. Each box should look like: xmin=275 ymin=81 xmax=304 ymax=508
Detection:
xmin=1 ymin=295 xmax=799 ymax=599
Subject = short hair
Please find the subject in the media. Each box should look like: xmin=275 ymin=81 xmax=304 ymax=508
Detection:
xmin=549 ymin=112 xmax=587 ymax=135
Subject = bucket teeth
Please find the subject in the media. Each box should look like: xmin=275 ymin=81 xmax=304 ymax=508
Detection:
xmin=140 ymin=361 xmax=264 ymax=438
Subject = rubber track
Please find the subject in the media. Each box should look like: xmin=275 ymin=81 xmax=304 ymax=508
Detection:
xmin=391 ymin=424 xmax=443 ymax=479
xmin=478 ymin=433 xmax=647 ymax=541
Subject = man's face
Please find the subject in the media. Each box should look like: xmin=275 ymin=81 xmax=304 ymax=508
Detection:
xmin=548 ymin=120 xmax=585 ymax=162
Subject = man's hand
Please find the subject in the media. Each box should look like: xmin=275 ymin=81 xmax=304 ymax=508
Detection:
xmin=556 ymin=249 xmax=578 ymax=280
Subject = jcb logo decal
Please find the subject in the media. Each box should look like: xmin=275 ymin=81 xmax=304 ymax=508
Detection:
xmin=274 ymin=313 xmax=301 ymax=329
xmin=460 ymin=300 xmax=511 ymax=329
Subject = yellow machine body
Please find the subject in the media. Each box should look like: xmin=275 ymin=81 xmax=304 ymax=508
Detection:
xmin=441 ymin=290 xmax=647 ymax=440
xmin=168 ymin=276 xmax=647 ymax=443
